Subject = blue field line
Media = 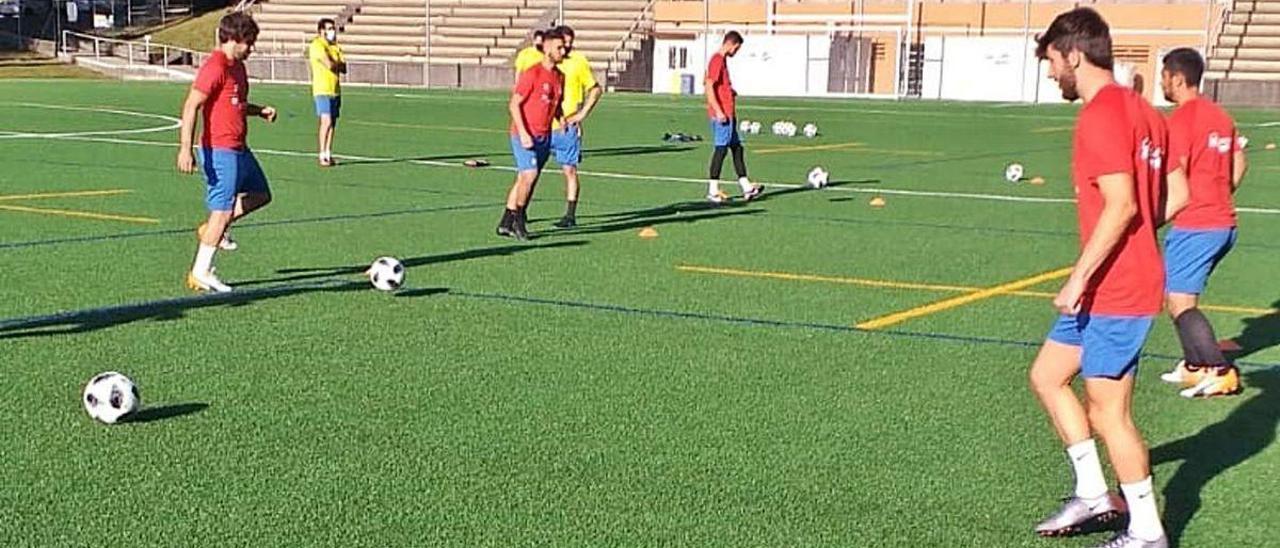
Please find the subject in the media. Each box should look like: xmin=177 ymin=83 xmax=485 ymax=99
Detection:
xmin=447 ymin=290 xmax=1280 ymax=371
xmin=0 ymin=201 xmax=496 ymax=251
xmin=2 ymin=280 xmax=1276 ymax=369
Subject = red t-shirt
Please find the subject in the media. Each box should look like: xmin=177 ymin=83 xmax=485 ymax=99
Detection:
xmin=1071 ymin=84 xmax=1166 ymax=316
xmin=1167 ymin=97 xmax=1239 ymax=229
xmin=510 ymin=62 xmax=563 ymax=138
xmin=705 ymin=53 xmax=735 ymax=119
xmin=193 ymin=50 xmax=249 ymax=150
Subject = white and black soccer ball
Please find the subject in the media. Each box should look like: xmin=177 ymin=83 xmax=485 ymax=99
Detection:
xmin=771 ymin=121 xmax=784 ymax=135
xmin=807 ymin=166 xmax=830 ymax=189
xmin=83 ymin=372 xmax=140 ymax=424
xmin=368 ymin=256 xmax=405 ymax=291
xmin=803 ymin=123 xmax=819 ymax=138
xmin=748 ymin=121 xmax=761 ymax=134
xmin=1004 ymin=163 xmax=1025 ymax=183
xmin=739 ymin=120 xmax=752 ymax=133
xmin=784 ymin=122 xmax=798 ymax=137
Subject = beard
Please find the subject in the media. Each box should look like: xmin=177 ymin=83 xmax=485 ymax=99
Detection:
xmin=1058 ymin=67 xmax=1080 ymax=102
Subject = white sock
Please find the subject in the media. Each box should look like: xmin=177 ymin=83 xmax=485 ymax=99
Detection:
xmin=1121 ymin=477 xmax=1165 ymax=541
xmin=192 ymin=243 xmax=217 ymax=276
xmin=738 ymin=176 xmax=752 ymax=192
xmin=1066 ymin=439 xmax=1108 ymax=500
xmin=707 ymin=179 xmax=719 ymax=196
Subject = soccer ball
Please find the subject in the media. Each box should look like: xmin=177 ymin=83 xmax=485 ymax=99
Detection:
xmin=771 ymin=121 xmax=784 ymax=135
xmin=83 ymin=372 xmax=140 ymax=424
xmin=368 ymin=256 xmax=405 ymax=291
xmin=807 ymin=166 xmax=830 ymax=189
xmin=748 ymin=121 xmax=761 ymax=134
xmin=739 ymin=120 xmax=752 ymax=133
xmin=803 ymin=123 xmax=819 ymax=138
xmin=783 ymin=122 xmax=798 ymax=137
xmin=1004 ymin=163 xmax=1025 ymax=183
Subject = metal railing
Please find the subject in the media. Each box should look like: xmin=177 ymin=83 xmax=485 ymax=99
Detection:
xmin=61 ymin=30 xmax=208 ymax=72
xmin=606 ymin=0 xmax=658 ymax=75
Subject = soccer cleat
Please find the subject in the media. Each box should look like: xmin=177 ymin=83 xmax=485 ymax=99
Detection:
xmin=496 ymin=223 xmax=514 ymax=238
xmin=1160 ymin=360 xmax=1204 ymax=386
xmin=553 ymin=216 xmax=577 ymax=229
xmin=186 ymin=269 xmax=232 ymax=293
xmin=1179 ymin=365 xmax=1243 ymax=398
xmin=742 ymin=184 xmax=764 ymax=201
xmin=706 ymin=191 xmax=729 ymax=204
xmin=1092 ymin=531 xmax=1168 ymax=548
xmin=1035 ymin=494 xmax=1128 ymax=537
xmin=511 ymin=222 xmax=530 ymax=241
xmin=196 ymin=224 xmax=238 ymax=251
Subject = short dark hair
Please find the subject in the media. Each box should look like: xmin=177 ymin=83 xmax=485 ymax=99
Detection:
xmin=555 ymin=25 xmax=575 ymax=39
xmin=543 ymin=29 xmax=565 ymax=44
xmin=218 ymin=12 xmax=259 ymax=44
xmin=317 ymin=18 xmax=335 ymax=32
xmin=531 ymin=29 xmax=545 ymax=41
xmin=724 ymin=31 xmax=743 ymax=45
xmin=1034 ymin=8 xmax=1113 ymax=70
xmin=1163 ymin=47 xmax=1205 ymax=88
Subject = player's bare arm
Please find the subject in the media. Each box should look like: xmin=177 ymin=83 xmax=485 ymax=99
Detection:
xmin=509 ymin=92 xmax=532 ymax=148
xmin=1232 ymin=149 xmax=1247 ymax=191
xmin=1163 ymin=165 xmax=1190 ymax=223
xmin=705 ymin=79 xmax=726 ymax=122
xmin=1055 ymin=172 xmax=1138 ymax=314
xmin=247 ymin=104 xmax=277 ymax=123
xmin=176 ymin=88 xmax=209 ymax=174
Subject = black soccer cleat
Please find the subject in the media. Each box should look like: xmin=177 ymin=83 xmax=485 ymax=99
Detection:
xmin=553 ymin=216 xmax=577 ymax=229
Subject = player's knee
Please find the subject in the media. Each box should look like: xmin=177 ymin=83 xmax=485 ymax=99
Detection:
xmin=1085 ymin=400 xmax=1131 ymax=432
xmin=1167 ymin=294 xmax=1197 ymax=318
xmin=1028 ymin=366 xmax=1066 ymax=397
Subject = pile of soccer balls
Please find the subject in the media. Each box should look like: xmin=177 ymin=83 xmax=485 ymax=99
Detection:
xmin=738 ymin=119 xmax=817 ymax=138
xmin=738 ymin=120 xmax=763 ymax=135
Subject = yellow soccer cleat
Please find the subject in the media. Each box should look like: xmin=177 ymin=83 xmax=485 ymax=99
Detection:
xmin=1179 ymin=365 xmax=1243 ymax=398
xmin=186 ymin=269 xmax=232 ymax=293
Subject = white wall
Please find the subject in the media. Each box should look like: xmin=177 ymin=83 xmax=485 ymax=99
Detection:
xmin=652 ymin=34 xmax=831 ymax=97
xmin=921 ymin=36 xmax=1044 ymax=103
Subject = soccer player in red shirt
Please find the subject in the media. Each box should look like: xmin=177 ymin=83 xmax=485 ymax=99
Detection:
xmin=1157 ymin=48 xmax=1247 ymax=398
xmin=704 ymin=31 xmax=761 ymax=204
xmin=1027 ymin=9 xmax=1183 ymax=548
xmin=497 ymin=30 xmax=566 ymax=241
xmin=175 ymin=12 xmax=277 ymax=293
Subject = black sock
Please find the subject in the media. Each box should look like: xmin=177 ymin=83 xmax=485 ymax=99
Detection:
xmin=1175 ymin=308 xmax=1228 ymax=366
xmin=500 ymin=209 xmax=515 ymax=228
xmin=565 ymin=201 xmax=577 ymax=218
xmin=729 ymin=143 xmax=748 ymax=179
xmin=709 ymin=146 xmax=728 ymax=180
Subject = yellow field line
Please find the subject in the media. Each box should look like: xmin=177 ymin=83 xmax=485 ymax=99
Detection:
xmin=855 ymin=266 xmax=1075 ymax=329
xmin=0 ymin=204 xmax=159 ymax=224
xmin=678 ymin=264 xmax=1275 ymax=316
xmin=347 ymin=120 xmax=506 ymax=134
xmin=846 ymin=147 xmax=944 ymax=157
xmin=0 ymin=189 xmax=132 ymax=202
xmin=754 ymin=141 xmax=864 ymax=154
xmin=1032 ymin=126 xmax=1074 ymax=134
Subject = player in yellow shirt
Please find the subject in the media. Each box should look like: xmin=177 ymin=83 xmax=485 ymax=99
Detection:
xmin=309 ymin=18 xmax=345 ymax=167
xmin=513 ymin=29 xmax=545 ymax=77
xmin=545 ymin=26 xmax=602 ymax=228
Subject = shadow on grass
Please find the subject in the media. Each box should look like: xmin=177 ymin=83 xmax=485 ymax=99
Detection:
xmin=123 ymin=403 xmax=209 ymax=424
xmin=1151 ymin=370 xmax=1280 ymax=546
xmin=1223 ymin=299 xmax=1280 ymax=363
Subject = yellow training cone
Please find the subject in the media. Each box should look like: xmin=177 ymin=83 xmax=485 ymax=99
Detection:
xmin=869 ymin=196 xmax=886 ymax=208
xmin=638 ymin=226 xmax=659 ymax=239
xmin=1029 ymin=176 xmax=1046 ymax=185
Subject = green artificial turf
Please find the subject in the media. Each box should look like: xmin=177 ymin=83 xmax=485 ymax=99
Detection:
xmin=1 ymin=79 xmax=1278 ymax=546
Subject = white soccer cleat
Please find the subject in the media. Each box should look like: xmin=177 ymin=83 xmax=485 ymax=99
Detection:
xmin=186 ymin=268 xmax=232 ymax=293
xmin=1160 ymin=360 xmax=1200 ymax=385
xmin=706 ymin=190 xmax=729 ymax=204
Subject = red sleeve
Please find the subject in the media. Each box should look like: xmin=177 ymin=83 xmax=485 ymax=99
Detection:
xmin=1077 ymin=99 xmax=1134 ymax=180
xmin=1166 ymin=112 xmax=1192 ymax=172
xmin=192 ymin=58 xmax=224 ymax=96
xmin=706 ymin=55 xmax=723 ymax=84
xmin=513 ymin=68 xmax=535 ymax=98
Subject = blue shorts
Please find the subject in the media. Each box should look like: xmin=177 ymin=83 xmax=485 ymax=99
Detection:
xmin=314 ymin=95 xmax=341 ymax=119
xmin=1047 ymin=314 xmax=1154 ymax=378
xmin=197 ymin=148 xmax=270 ymax=212
xmin=510 ymin=134 xmax=551 ymax=172
xmin=551 ymin=127 xmax=581 ymax=167
xmin=1165 ymin=227 xmax=1236 ymax=295
xmin=710 ymin=118 xmax=741 ymax=147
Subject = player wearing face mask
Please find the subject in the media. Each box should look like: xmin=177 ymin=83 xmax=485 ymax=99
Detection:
xmin=309 ymin=18 xmax=346 ymax=167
